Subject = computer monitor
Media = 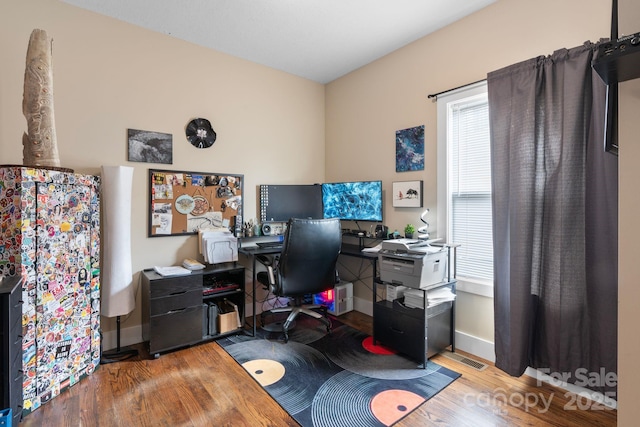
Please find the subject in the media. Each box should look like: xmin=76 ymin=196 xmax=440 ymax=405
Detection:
xmin=259 ymin=184 xmax=323 ymax=222
xmin=321 ymin=180 xmax=383 ymax=222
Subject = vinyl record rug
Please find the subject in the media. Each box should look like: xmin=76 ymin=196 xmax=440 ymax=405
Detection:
xmin=217 ymin=317 xmax=460 ymax=427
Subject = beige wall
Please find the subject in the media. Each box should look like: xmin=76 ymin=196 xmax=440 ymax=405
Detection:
xmin=0 ymin=0 xmax=325 ymax=336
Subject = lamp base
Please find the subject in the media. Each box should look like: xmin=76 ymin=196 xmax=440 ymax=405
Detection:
xmin=100 ymin=346 xmax=139 ymax=364
xmin=99 ymin=315 xmax=138 ymax=364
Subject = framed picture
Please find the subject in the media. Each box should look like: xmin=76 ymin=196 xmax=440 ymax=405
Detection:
xmin=396 ymin=125 xmax=425 ymax=172
xmin=128 ymin=129 xmax=173 ymax=164
xmin=392 ymin=180 xmax=423 ymax=208
xmin=148 ymin=169 xmax=243 ymax=237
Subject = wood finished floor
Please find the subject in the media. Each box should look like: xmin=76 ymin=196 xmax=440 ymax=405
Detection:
xmin=19 ymin=311 xmax=616 ymax=426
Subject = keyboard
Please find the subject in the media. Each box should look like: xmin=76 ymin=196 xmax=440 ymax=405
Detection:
xmin=256 ymin=242 xmax=283 ymax=249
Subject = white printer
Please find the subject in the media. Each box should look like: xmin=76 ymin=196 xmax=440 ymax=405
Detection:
xmin=378 ymin=239 xmax=448 ymax=289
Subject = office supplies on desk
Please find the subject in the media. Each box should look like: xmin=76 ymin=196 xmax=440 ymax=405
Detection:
xmin=256 ymin=241 xmax=283 ymax=249
xmin=378 ymin=239 xmax=447 ymax=289
xmin=183 ymin=258 xmax=205 ymax=270
xmin=402 ymin=287 xmax=456 ymax=309
xmin=199 ymin=228 xmax=238 ymax=264
xmin=361 ymin=243 xmax=383 ymax=253
xmin=426 ymin=287 xmax=456 ymax=307
xmin=379 ymin=238 xmax=439 ymax=253
xmin=153 ymin=266 xmax=192 ymax=277
xmin=385 ymin=284 xmax=408 ymax=301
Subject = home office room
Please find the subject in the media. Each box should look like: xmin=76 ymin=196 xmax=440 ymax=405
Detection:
xmin=0 ymin=0 xmax=638 ymax=425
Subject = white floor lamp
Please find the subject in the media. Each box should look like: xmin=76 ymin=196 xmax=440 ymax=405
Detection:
xmin=100 ymin=165 xmax=137 ymax=364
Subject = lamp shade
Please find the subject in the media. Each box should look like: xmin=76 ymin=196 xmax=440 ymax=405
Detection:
xmin=101 ymin=165 xmax=135 ymax=317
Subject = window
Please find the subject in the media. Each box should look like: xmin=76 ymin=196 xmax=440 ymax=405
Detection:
xmin=437 ymin=82 xmax=493 ymax=294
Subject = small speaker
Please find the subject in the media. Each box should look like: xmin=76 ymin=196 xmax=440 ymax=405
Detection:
xmin=375 ymin=224 xmax=388 ymax=239
xmin=262 ymin=223 xmax=272 ymax=236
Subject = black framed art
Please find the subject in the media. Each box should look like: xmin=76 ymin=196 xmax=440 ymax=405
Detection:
xmin=392 ymin=180 xmax=423 ymax=208
xmin=128 ymin=129 xmax=173 ymax=164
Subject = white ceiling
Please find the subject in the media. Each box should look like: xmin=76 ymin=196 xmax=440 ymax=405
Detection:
xmin=60 ymin=0 xmax=496 ymax=84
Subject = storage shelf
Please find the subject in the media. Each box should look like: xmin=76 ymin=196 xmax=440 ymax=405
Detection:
xmin=142 ymin=264 xmax=245 ymax=358
xmin=372 ymin=244 xmax=457 ymax=368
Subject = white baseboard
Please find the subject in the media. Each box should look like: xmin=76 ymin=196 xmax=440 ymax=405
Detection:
xmin=353 ymin=296 xmax=372 ymax=316
xmin=454 ymin=330 xmax=495 ymax=362
xmin=101 ymin=324 xmax=142 ymax=351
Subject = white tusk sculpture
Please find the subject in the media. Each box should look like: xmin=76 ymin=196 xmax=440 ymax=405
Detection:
xmin=22 ymin=29 xmax=61 ymax=168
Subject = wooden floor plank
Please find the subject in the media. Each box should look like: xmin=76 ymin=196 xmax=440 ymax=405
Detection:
xmin=19 ymin=311 xmax=616 ymax=426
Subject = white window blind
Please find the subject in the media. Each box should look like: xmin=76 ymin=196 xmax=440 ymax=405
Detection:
xmin=438 ymin=84 xmax=493 ymax=283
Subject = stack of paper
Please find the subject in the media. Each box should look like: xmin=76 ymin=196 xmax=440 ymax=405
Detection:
xmin=402 ymin=287 xmax=456 ymax=309
xmin=153 ymin=266 xmax=192 ymax=277
xmin=427 ymin=287 xmax=456 ymax=308
xmin=386 ymin=284 xmax=408 ymax=301
xmin=403 ymin=289 xmax=425 ymax=309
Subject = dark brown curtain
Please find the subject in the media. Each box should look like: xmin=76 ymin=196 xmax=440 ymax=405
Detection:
xmin=487 ymin=43 xmax=618 ymax=395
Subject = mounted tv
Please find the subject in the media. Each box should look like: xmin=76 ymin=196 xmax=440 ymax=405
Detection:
xmin=322 ymin=181 xmax=383 ymax=222
xmin=259 ymin=184 xmax=323 ymax=222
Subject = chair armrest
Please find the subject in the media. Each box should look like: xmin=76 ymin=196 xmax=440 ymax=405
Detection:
xmin=267 ymin=265 xmax=276 ymax=285
xmin=256 ymin=254 xmax=273 ymax=266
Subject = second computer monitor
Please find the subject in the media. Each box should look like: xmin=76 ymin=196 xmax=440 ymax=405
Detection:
xmin=259 ymin=184 xmax=324 ymax=222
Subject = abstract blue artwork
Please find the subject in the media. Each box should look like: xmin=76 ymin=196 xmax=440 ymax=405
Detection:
xmin=395 ymin=125 xmax=425 ymax=172
xmin=322 ymin=181 xmax=383 ymax=221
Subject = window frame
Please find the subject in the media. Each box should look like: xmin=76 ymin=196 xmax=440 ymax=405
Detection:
xmin=436 ymin=81 xmax=493 ymax=298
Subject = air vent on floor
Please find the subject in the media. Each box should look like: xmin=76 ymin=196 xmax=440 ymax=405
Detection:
xmin=441 ymin=351 xmax=488 ymax=371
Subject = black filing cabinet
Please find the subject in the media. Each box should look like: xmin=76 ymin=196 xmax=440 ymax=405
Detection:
xmin=373 ymin=243 xmax=457 ymax=368
xmin=141 ymin=271 xmax=204 ymax=358
xmin=141 ymin=263 xmax=245 ymax=359
xmin=373 ymin=281 xmax=455 ymax=367
xmin=0 ymin=276 xmax=23 ymax=425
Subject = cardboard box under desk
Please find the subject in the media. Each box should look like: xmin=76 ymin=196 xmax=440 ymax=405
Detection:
xmin=217 ymin=301 xmax=241 ymax=334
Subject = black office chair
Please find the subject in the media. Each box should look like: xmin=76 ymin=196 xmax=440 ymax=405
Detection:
xmin=256 ymin=217 xmax=341 ymax=342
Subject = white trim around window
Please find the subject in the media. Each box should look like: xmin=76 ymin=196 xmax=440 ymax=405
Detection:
xmin=436 ymin=80 xmax=494 ymax=298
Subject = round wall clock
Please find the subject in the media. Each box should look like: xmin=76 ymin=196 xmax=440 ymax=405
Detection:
xmin=185 ymin=118 xmax=216 ymax=148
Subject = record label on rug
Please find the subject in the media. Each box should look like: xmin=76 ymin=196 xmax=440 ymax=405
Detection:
xmin=370 ymin=389 xmax=425 ymax=426
xmin=362 ymin=336 xmax=396 ymax=355
xmin=242 ymin=359 xmax=285 ymax=387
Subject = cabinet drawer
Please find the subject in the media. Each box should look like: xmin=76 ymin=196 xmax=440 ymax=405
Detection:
xmin=149 ymin=305 xmax=203 ymax=354
xmin=375 ymin=307 xmax=425 ymax=358
xmin=428 ymin=301 xmax=452 ymax=318
xmin=150 ymin=288 xmax=202 ymax=316
xmin=391 ymin=299 xmax=424 ymax=320
xmin=149 ymin=275 xmax=200 ymax=299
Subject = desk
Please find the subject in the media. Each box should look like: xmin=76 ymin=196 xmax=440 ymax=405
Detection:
xmin=238 ymin=246 xmax=282 ymax=336
xmin=239 ymin=241 xmax=379 ymax=336
xmin=340 ymin=233 xmax=383 ymax=279
xmin=339 ymin=242 xmax=380 ymax=293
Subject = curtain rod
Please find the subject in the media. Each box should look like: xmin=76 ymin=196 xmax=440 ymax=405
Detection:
xmin=427 ymin=79 xmax=486 ymax=100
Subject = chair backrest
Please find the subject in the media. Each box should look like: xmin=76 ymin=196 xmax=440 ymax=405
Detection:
xmin=275 ymin=217 xmax=342 ymax=297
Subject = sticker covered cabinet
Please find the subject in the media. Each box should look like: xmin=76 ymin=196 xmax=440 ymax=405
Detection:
xmin=0 ymin=166 xmax=101 ymax=418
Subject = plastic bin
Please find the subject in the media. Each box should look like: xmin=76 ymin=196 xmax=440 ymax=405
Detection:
xmin=0 ymin=408 xmax=12 ymax=426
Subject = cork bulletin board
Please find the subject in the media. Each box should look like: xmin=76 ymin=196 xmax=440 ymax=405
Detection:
xmin=148 ymin=168 xmax=243 ymax=237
